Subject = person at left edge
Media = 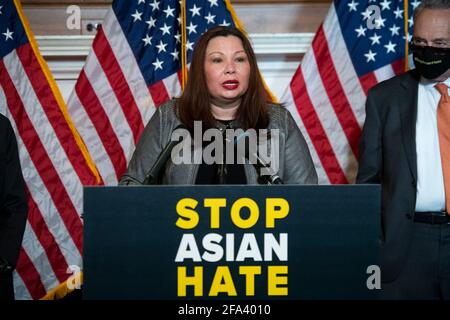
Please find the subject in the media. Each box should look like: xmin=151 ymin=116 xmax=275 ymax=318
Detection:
xmin=0 ymin=114 xmax=28 ymax=300
xmin=120 ymin=26 xmax=318 ymax=185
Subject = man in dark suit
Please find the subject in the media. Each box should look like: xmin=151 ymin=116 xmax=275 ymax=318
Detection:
xmin=0 ymin=114 xmax=28 ymax=300
xmin=357 ymin=0 xmax=450 ymax=299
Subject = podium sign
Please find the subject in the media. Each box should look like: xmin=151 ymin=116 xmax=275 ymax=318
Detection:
xmin=83 ymin=185 xmax=380 ymax=299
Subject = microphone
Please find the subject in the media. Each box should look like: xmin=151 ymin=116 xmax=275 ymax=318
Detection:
xmin=143 ymin=124 xmax=186 ymax=185
xmin=216 ymin=123 xmax=233 ymax=184
xmin=234 ymin=130 xmax=283 ymax=185
xmin=253 ymin=153 xmax=283 ymax=185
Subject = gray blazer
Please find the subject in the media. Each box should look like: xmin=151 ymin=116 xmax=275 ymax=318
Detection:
xmin=120 ymin=99 xmax=317 ymax=185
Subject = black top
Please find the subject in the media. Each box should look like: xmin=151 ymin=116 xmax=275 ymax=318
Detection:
xmin=195 ymin=120 xmax=247 ymax=185
xmin=0 ymin=114 xmax=28 ymax=269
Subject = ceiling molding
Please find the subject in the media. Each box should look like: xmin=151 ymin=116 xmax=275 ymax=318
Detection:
xmin=35 ymin=33 xmax=314 ymax=57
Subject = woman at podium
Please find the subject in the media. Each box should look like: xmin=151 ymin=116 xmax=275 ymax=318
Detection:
xmin=120 ymin=26 xmax=317 ymax=186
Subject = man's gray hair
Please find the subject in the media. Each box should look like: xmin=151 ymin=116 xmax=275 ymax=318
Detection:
xmin=414 ymin=0 xmax=450 ymax=20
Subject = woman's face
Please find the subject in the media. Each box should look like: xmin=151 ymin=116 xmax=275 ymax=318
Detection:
xmin=204 ymin=35 xmax=250 ymax=108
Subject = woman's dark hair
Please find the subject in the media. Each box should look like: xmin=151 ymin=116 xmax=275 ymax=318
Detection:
xmin=177 ymin=26 xmax=271 ymax=131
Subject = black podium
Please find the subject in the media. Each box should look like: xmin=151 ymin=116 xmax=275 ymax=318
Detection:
xmin=83 ymin=185 xmax=380 ymax=300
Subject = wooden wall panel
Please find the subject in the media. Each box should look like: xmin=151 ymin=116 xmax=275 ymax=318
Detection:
xmin=24 ymin=6 xmax=107 ymax=35
xmin=22 ymin=0 xmax=331 ymax=35
xmin=235 ymin=3 xmax=328 ymax=33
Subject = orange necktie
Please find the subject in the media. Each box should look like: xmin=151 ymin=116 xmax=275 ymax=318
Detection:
xmin=436 ymin=83 xmax=450 ymax=214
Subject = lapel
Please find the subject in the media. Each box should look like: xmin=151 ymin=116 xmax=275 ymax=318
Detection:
xmin=398 ymin=70 xmax=420 ymax=182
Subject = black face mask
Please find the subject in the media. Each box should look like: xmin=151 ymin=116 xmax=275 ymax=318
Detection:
xmin=410 ymin=44 xmax=450 ymax=80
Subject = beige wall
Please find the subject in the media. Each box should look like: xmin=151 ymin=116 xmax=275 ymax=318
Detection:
xmin=23 ymin=0 xmax=330 ymax=35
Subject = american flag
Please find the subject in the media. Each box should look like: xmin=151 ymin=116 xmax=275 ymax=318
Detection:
xmin=0 ymin=0 xmax=99 ymax=299
xmin=281 ymin=0 xmax=418 ymax=184
xmin=67 ymin=0 xmax=240 ymax=185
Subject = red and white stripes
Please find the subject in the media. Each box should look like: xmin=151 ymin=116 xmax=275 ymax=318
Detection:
xmin=0 ymin=43 xmax=98 ymax=299
xmin=67 ymin=10 xmax=182 ymax=186
xmin=281 ymin=3 xmax=404 ymax=185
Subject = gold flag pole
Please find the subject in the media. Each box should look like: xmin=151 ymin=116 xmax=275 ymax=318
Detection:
xmin=404 ymin=0 xmax=410 ymax=71
xmin=181 ymin=0 xmax=188 ymax=90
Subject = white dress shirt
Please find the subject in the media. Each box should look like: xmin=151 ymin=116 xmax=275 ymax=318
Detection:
xmin=415 ymin=77 xmax=450 ymax=212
